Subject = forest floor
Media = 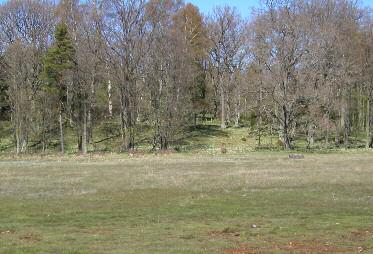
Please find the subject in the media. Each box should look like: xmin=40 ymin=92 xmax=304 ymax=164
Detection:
xmin=0 ymin=152 xmax=373 ymax=253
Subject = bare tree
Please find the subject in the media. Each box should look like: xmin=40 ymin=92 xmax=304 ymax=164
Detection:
xmin=99 ymin=0 xmax=147 ymax=150
xmin=250 ymin=0 xmax=313 ymax=149
xmin=144 ymin=0 xmax=196 ymax=150
xmin=207 ymin=6 xmax=246 ymax=129
xmin=0 ymin=0 xmax=54 ymax=153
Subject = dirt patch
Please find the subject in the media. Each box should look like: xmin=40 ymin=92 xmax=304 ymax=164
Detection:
xmin=224 ymin=246 xmax=263 ymax=254
xmin=222 ymin=238 xmax=349 ymax=254
xmin=276 ymin=239 xmax=348 ymax=253
xmin=19 ymin=232 xmax=42 ymax=243
xmin=342 ymin=228 xmax=373 ymax=253
xmin=210 ymin=228 xmax=259 ymax=253
xmin=348 ymin=229 xmax=373 ymax=241
xmin=209 ymin=227 xmax=241 ymax=239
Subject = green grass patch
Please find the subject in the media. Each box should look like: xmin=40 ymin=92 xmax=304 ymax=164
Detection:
xmin=1 ymin=153 xmax=373 ymax=253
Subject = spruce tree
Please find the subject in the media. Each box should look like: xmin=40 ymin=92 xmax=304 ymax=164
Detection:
xmin=43 ymin=23 xmax=75 ymax=154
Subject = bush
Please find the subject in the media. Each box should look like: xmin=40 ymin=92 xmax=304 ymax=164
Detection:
xmin=276 ymin=139 xmax=284 ymax=148
xmin=221 ymin=147 xmax=227 ymax=154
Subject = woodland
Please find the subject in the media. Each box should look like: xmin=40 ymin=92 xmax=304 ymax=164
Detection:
xmin=0 ymin=0 xmax=372 ymax=154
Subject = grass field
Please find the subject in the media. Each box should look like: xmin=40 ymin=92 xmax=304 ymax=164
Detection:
xmin=1 ymin=152 xmax=373 ymax=253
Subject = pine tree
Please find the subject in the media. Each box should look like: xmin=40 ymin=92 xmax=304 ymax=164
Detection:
xmin=43 ymin=23 xmax=75 ymax=154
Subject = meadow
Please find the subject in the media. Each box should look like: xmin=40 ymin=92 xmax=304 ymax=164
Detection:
xmin=0 ymin=152 xmax=373 ymax=253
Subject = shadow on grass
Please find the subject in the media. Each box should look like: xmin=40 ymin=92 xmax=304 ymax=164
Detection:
xmin=172 ymin=124 xmax=229 ymax=151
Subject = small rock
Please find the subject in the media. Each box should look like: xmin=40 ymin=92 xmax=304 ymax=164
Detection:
xmin=289 ymin=154 xmax=304 ymax=159
xmin=251 ymin=224 xmax=257 ymax=228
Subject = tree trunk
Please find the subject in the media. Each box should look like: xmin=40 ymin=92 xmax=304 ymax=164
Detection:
xmin=283 ymin=129 xmax=292 ymax=149
xmin=366 ymin=98 xmax=372 ymax=148
xmin=342 ymin=103 xmax=350 ymax=147
xmin=282 ymin=105 xmax=292 ymax=149
xmin=270 ymin=125 xmax=273 ymax=146
xmin=257 ymin=117 xmax=262 ymax=147
xmin=334 ymin=109 xmax=340 ymax=145
xmin=220 ymin=85 xmax=226 ymax=129
xmin=14 ymin=105 xmax=27 ymax=154
xmin=82 ymin=103 xmax=88 ymax=154
xmin=88 ymin=78 xmax=95 ymax=144
xmin=78 ymin=134 xmax=82 ymax=152
xmin=21 ymin=136 xmax=27 ymax=153
xmin=119 ymin=82 xmax=136 ymax=151
xmin=257 ymin=84 xmax=263 ymax=147
xmin=59 ymin=104 xmax=65 ymax=154
xmin=359 ymin=87 xmax=365 ymax=131
xmin=42 ymin=122 xmax=46 ymax=153
xmin=125 ymin=125 xmax=135 ymax=150
xmin=15 ymin=125 xmax=20 ymax=154
xmin=119 ymin=91 xmax=126 ymax=150
xmin=108 ymin=79 xmax=113 ymax=117
xmin=41 ymin=95 xmax=48 ymax=153
xmin=307 ymin=124 xmax=315 ymax=149
xmin=342 ymin=88 xmax=350 ymax=147
xmin=234 ymin=93 xmax=240 ymax=127
xmin=87 ymin=106 xmax=92 ymax=144
xmin=325 ymin=111 xmax=330 ymax=147
xmin=234 ymin=112 xmax=240 ymax=127
xmin=160 ymin=134 xmax=168 ymax=150
xmin=66 ymin=84 xmax=74 ymax=128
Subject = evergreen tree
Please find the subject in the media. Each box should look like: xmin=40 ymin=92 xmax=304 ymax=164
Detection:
xmin=43 ymin=23 xmax=75 ymax=154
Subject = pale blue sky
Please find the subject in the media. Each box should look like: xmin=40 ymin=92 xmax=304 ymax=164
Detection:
xmin=0 ymin=0 xmax=371 ymax=16
xmin=187 ymin=0 xmax=260 ymax=17
xmin=187 ymin=0 xmax=373 ymax=17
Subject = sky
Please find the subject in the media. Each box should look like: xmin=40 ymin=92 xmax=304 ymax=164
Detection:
xmin=187 ymin=0 xmax=260 ymax=17
xmin=0 ymin=0 xmax=371 ymax=16
xmin=187 ymin=0 xmax=373 ymax=18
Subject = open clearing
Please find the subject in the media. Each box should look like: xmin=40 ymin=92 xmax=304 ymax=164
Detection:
xmin=0 ymin=152 xmax=373 ymax=253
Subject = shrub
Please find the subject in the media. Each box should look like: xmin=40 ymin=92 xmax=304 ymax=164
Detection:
xmin=221 ymin=147 xmax=227 ymax=154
